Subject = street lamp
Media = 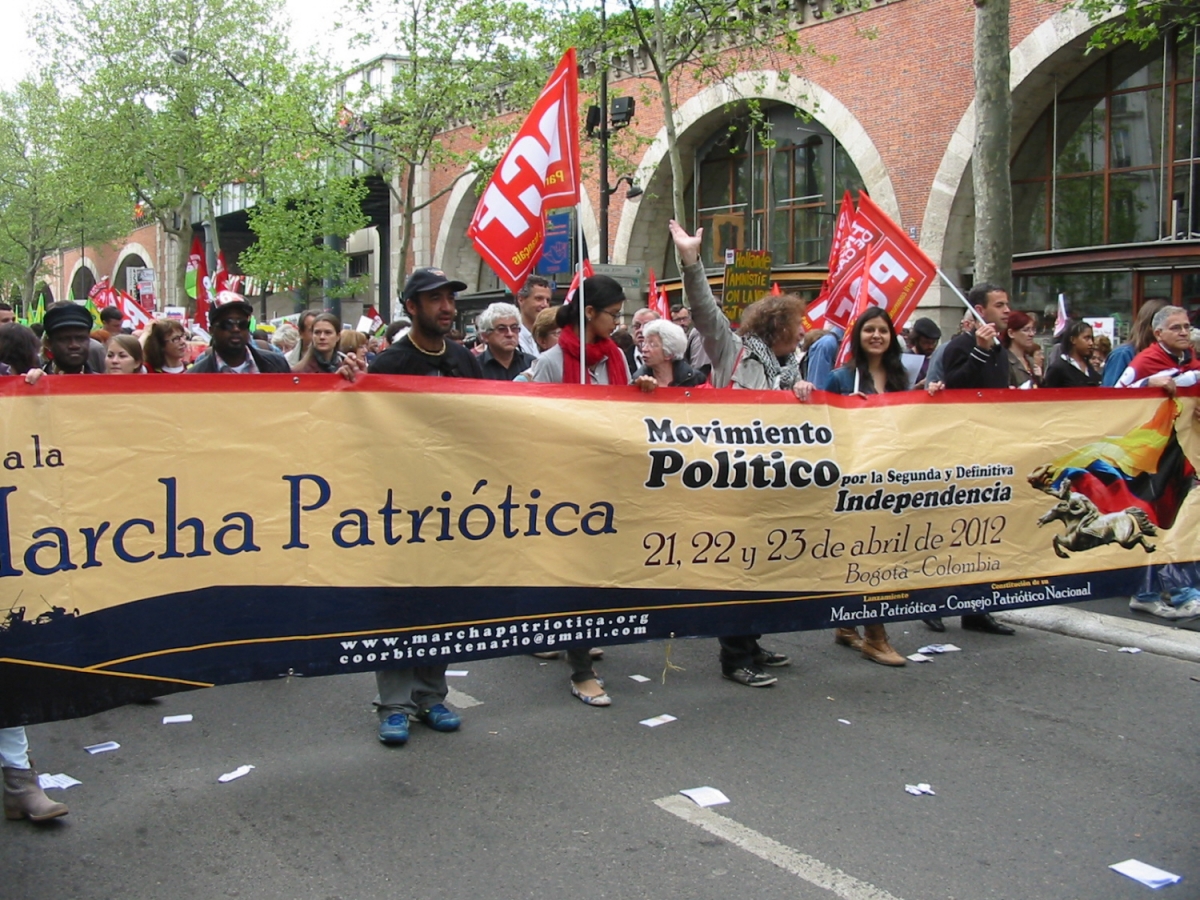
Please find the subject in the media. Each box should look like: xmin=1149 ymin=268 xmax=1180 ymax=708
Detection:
xmin=587 ymin=0 xmax=643 ymax=265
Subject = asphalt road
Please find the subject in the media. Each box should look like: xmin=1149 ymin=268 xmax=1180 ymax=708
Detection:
xmin=4 ymin=619 xmax=1197 ymax=900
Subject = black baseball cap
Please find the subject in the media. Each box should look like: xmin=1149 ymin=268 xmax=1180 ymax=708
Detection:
xmin=402 ymin=267 xmax=467 ymax=302
xmin=43 ymin=303 xmax=96 ymax=334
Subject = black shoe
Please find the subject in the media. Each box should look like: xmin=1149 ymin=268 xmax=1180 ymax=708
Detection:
xmin=722 ymin=667 xmax=777 ymax=687
xmin=961 ymin=613 xmax=1015 ymax=635
xmin=922 ymin=617 xmax=946 ymax=633
xmin=752 ymin=648 xmax=791 ymax=667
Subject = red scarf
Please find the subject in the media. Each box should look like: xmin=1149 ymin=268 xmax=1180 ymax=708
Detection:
xmin=1127 ymin=341 xmax=1200 ymax=381
xmin=557 ymin=324 xmax=629 ymax=385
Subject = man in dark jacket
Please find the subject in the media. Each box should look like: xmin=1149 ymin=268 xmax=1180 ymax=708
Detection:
xmin=941 ymin=283 xmax=1010 ymax=391
xmin=187 ymin=292 xmax=290 ymax=374
xmin=926 ymin=282 xmax=1016 ymax=636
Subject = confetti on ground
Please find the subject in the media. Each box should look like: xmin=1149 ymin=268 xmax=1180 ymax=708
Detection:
xmin=218 ymin=765 xmax=255 ymax=783
xmin=84 ymin=741 xmax=120 ymax=754
xmin=629 ymin=674 xmax=652 ymax=683
xmin=640 ymin=714 xmax=677 ymax=728
xmin=162 ymin=714 xmax=193 ymax=724
xmin=904 ymin=783 xmax=936 ymax=796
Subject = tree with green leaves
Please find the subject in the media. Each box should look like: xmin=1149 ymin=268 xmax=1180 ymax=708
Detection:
xmin=0 ymin=77 xmax=128 ymax=309
xmin=1069 ymin=0 xmax=1200 ymax=49
xmin=35 ymin=0 xmax=328 ymax=307
xmin=559 ymin=0 xmax=857 ymax=246
xmin=239 ymin=173 xmax=370 ymax=305
xmin=332 ymin=0 xmax=555 ymax=314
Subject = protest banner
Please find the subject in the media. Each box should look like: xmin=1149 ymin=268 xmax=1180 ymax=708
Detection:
xmin=0 ymin=377 xmax=1196 ymax=726
xmin=721 ymin=249 xmax=773 ymax=324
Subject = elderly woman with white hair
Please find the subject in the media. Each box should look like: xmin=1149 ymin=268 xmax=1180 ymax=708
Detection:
xmin=632 ymin=318 xmax=707 ymax=388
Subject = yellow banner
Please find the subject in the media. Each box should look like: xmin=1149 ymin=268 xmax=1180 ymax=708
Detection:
xmin=1 ymin=376 xmax=1197 ymax=725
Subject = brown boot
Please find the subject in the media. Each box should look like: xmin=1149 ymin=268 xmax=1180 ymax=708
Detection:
xmin=861 ymin=625 xmax=906 ymax=667
xmin=833 ymin=627 xmax=862 ymax=650
xmin=3 ymin=766 xmax=68 ymax=822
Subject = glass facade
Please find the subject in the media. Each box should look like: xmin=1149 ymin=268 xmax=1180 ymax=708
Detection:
xmin=1013 ymin=32 xmax=1200 ymax=339
xmin=1012 ymin=35 xmax=1198 ymax=253
xmin=691 ymin=107 xmax=865 ymax=270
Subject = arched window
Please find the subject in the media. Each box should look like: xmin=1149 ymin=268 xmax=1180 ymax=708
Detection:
xmin=1012 ymin=34 xmax=1198 ymax=252
xmin=691 ymin=106 xmax=864 ymax=269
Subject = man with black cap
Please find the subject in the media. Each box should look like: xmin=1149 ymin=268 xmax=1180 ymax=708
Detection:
xmin=188 ymin=291 xmax=290 ymax=374
xmin=363 ymin=266 xmax=479 ymax=746
xmin=42 ymin=301 xmax=100 ymax=374
xmin=368 ymin=267 xmax=482 ymax=379
xmin=908 ymin=317 xmax=942 ymax=389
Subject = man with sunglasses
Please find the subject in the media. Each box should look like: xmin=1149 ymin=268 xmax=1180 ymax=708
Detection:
xmin=477 ymin=302 xmax=533 ymax=381
xmin=188 ymin=292 xmax=290 ymax=374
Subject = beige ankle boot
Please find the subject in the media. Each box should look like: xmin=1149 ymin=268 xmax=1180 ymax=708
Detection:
xmin=3 ymin=766 xmax=69 ymax=822
xmin=861 ymin=625 xmax=906 ymax=667
xmin=833 ymin=627 xmax=862 ymax=650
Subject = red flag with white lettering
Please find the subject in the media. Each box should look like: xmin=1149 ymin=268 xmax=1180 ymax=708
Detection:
xmin=835 ymin=242 xmax=874 ymax=368
xmin=468 ymin=49 xmax=581 ymax=294
xmin=803 ymin=190 xmax=855 ymax=331
xmin=812 ymin=192 xmax=936 ymax=335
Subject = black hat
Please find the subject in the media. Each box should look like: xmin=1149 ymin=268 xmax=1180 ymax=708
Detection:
xmin=402 ymin=267 xmax=467 ymax=302
xmin=911 ymin=317 xmax=942 ymax=341
xmin=210 ymin=290 xmax=254 ymax=319
xmin=43 ymin=302 xmax=96 ymax=335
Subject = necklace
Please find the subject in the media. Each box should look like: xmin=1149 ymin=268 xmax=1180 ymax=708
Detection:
xmin=409 ymin=334 xmax=446 ymax=357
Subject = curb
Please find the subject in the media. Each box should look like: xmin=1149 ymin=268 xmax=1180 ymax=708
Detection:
xmin=993 ymin=607 xmax=1200 ymax=664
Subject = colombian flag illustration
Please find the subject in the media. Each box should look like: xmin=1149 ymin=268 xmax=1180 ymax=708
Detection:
xmin=1046 ymin=399 xmax=1196 ymax=528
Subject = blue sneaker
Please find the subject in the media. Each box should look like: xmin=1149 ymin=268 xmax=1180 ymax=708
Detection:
xmin=415 ymin=703 xmax=461 ymax=732
xmin=378 ymin=713 xmax=409 ymax=745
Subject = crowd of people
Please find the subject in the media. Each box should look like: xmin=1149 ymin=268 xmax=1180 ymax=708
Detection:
xmin=3 ymin=221 xmax=1199 ymax=822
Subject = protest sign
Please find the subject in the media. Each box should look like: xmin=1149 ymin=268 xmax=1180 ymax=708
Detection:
xmin=0 ymin=377 xmax=1196 ymax=726
xmin=721 ymin=249 xmax=773 ymax=324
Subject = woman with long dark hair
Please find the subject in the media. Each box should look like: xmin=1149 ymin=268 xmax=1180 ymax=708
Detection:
xmin=1043 ymin=320 xmax=1101 ymax=388
xmin=823 ymin=307 xmax=928 ymax=666
xmin=824 ymin=306 xmax=910 ymax=396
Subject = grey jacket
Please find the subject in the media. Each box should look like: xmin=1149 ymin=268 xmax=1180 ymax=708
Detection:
xmin=682 ymin=261 xmax=788 ymax=390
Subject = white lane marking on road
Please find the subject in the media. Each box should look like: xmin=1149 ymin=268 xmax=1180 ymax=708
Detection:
xmin=447 ymin=687 xmax=483 ymax=709
xmin=654 ymin=795 xmax=906 ymax=900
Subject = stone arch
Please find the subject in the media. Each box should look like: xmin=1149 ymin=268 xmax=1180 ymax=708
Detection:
xmin=112 ymin=242 xmax=155 ymax=289
xmin=68 ymin=257 xmax=100 ymax=301
xmin=920 ymin=6 xmax=1122 ymax=321
xmin=434 ymin=167 xmax=598 ymax=293
xmin=612 ymin=71 xmax=899 ymax=275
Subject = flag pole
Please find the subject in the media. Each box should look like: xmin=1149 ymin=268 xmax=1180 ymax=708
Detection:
xmin=936 ymin=266 xmax=1000 ymax=346
xmin=577 ymin=204 xmax=586 ymax=384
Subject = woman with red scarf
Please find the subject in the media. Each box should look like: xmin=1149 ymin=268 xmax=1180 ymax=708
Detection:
xmin=531 ymin=275 xmax=630 ymax=387
xmin=530 ymin=274 xmax=630 ymax=707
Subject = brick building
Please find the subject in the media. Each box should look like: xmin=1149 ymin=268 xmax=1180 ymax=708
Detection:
xmin=54 ymin=1 xmax=1200 ymax=342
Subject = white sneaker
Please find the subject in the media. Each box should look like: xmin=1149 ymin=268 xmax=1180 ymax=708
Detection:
xmin=1161 ymin=598 xmax=1200 ymax=619
xmin=1129 ymin=595 xmax=1172 ymax=616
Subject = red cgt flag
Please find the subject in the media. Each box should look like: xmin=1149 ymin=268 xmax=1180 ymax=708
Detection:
xmin=564 ymin=258 xmax=594 ymax=306
xmin=812 ymin=191 xmax=937 ymax=336
xmin=468 ymin=49 xmax=581 ymax=294
xmin=803 ymin=190 xmax=855 ymax=331
xmin=834 ymin=242 xmax=874 ymax=368
xmin=187 ymin=235 xmax=210 ymax=330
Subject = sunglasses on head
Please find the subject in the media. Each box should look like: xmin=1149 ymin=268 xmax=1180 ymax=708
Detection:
xmin=214 ymin=318 xmax=250 ymax=332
